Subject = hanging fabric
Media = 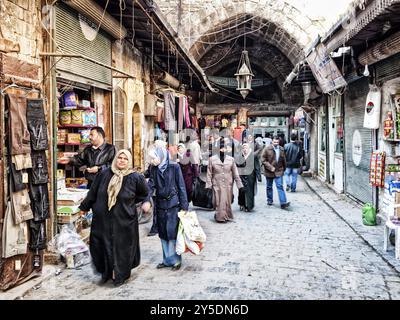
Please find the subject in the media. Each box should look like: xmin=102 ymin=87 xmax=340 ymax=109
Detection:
xmin=28 ymin=220 xmax=47 ymax=251
xmin=28 ymin=182 xmax=50 ymax=221
xmin=2 ymin=201 xmax=28 ymax=258
xmin=11 ymin=189 xmax=34 ymax=225
xmin=12 ymin=154 xmax=32 ymax=171
xmin=6 ymin=94 xmax=31 ymax=155
xmin=26 ymin=99 xmax=49 ymax=151
xmin=178 ymin=96 xmax=184 ymax=131
xmin=184 ymin=96 xmax=191 ymax=128
xmin=163 ymin=92 xmax=176 ymax=131
xmin=30 ymin=150 xmax=49 ymax=184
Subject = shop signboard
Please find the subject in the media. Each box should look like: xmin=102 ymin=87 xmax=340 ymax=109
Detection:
xmin=306 ymin=43 xmax=347 ymax=93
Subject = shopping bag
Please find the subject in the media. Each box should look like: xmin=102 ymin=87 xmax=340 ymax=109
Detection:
xmin=192 ymin=177 xmax=213 ymax=209
xmin=176 ymin=221 xmax=204 ymax=255
xmin=178 ymin=210 xmax=207 ymax=243
xmin=362 ymin=203 xmax=377 ymax=226
xmin=176 ymin=222 xmax=186 ymax=255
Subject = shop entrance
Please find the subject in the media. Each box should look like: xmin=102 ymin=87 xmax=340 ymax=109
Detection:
xmin=248 ymin=116 xmax=289 ymax=141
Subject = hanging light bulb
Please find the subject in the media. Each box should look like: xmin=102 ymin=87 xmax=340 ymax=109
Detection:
xmin=363 ymin=64 xmax=370 ymax=77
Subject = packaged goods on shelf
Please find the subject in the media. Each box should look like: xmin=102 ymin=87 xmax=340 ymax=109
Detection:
xmin=63 ymin=91 xmax=77 ymax=109
xmin=71 ymin=110 xmax=84 ymax=125
xmin=67 ymin=133 xmax=81 ymax=144
xmin=60 ymin=110 xmax=71 ymax=125
xmin=57 ymin=129 xmax=68 ymax=143
xmin=65 ymin=177 xmax=87 ymax=189
xmin=82 ymin=110 xmax=96 ymax=126
xmin=79 ymin=129 xmax=91 ymax=143
xmin=80 ymin=100 xmax=91 ymax=108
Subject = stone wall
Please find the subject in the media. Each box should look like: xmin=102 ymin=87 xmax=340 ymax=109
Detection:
xmin=112 ymin=39 xmax=156 ymax=169
xmin=0 ymin=0 xmax=42 ymax=66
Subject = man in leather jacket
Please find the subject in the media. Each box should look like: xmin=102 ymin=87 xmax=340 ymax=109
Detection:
xmin=68 ymin=127 xmax=116 ymax=188
xmin=284 ymin=133 xmax=303 ymax=193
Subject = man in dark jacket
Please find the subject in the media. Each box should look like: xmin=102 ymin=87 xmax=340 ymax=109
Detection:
xmin=68 ymin=127 xmax=116 ymax=188
xmin=261 ymin=136 xmax=290 ymax=209
xmin=284 ymin=133 xmax=303 ymax=192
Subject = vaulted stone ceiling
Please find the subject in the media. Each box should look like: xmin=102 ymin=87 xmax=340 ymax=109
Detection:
xmin=156 ymin=0 xmax=352 ymax=105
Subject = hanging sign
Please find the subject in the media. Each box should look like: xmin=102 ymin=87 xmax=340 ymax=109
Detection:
xmin=306 ymin=43 xmax=347 ymax=93
xmin=363 ymin=85 xmax=381 ymax=129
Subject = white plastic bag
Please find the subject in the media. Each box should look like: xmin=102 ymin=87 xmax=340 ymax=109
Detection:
xmin=176 ymin=222 xmax=186 ymax=255
xmin=56 ymin=224 xmax=91 ymax=268
xmin=178 ymin=210 xmax=207 ymax=243
xmin=176 ymin=220 xmax=204 ymax=256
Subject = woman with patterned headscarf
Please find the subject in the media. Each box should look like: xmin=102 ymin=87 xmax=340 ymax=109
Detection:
xmin=79 ymin=149 xmax=151 ymax=286
xmin=148 ymin=141 xmax=189 ymax=270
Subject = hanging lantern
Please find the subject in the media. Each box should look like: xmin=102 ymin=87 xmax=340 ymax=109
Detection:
xmin=235 ymin=50 xmax=254 ymax=99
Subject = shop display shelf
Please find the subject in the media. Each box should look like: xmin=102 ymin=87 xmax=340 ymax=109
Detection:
xmin=58 ymin=124 xmax=93 ymax=128
xmin=57 ymin=142 xmax=91 ymax=146
xmin=384 ymin=139 xmax=400 ymax=142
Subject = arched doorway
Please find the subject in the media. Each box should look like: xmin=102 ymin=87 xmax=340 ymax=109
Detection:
xmin=132 ymin=103 xmax=142 ymax=168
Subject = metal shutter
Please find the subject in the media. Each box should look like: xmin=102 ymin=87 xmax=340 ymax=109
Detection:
xmin=375 ymin=52 xmax=400 ymax=83
xmin=344 ymin=77 xmax=374 ymax=203
xmin=55 ymin=3 xmax=112 ymax=86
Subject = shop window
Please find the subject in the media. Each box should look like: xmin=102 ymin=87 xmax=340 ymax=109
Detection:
xmin=113 ymin=88 xmax=127 ymax=151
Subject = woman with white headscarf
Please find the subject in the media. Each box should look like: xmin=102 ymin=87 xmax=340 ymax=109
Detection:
xmin=147 ymin=141 xmax=189 ymax=271
xmin=79 ymin=149 xmax=151 ymax=286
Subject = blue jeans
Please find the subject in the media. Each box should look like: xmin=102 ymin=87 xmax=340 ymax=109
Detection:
xmin=161 ymin=239 xmax=181 ymax=266
xmin=266 ymin=176 xmax=287 ymax=205
xmin=284 ymin=168 xmax=299 ymax=191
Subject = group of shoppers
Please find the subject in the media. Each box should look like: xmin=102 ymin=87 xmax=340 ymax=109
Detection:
xmin=69 ymin=126 xmax=303 ymax=287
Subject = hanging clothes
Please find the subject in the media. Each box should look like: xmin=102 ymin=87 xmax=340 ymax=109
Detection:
xmin=26 ymin=99 xmax=49 ymax=151
xmin=163 ymin=92 xmax=176 ymax=131
xmin=30 ymin=150 xmax=49 ymax=185
xmin=28 ymin=220 xmax=47 ymax=251
xmin=184 ymin=96 xmax=191 ymax=129
xmin=199 ymin=117 xmax=206 ymax=129
xmin=28 ymin=182 xmax=50 ymax=221
xmin=11 ymin=189 xmax=33 ymax=224
xmin=2 ymin=201 xmax=28 ymax=258
xmin=6 ymin=94 xmax=31 ymax=155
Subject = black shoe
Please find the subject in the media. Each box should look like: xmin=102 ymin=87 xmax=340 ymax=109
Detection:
xmin=157 ymin=263 xmax=169 ymax=269
xmin=239 ymin=206 xmax=244 ymax=211
xmin=286 ymin=186 xmax=290 ymax=192
xmin=291 ymin=190 xmax=296 ymax=193
xmin=281 ymin=202 xmax=291 ymax=209
xmin=148 ymin=231 xmax=157 ymax=237
xmin=171 ymin=263 xmax=181 ymax=271
xmin=267 ymin=202 xmax=273 ymax=206
xmin=113 ymin=279 xmax=126 ymax=287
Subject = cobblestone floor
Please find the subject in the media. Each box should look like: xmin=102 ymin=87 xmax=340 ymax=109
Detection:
xmin=21 ymin=177 xmax=400 ymax=300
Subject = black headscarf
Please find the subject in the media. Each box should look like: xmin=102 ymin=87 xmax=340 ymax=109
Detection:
xmin=219 ymin=138 xmax=226 ymax=163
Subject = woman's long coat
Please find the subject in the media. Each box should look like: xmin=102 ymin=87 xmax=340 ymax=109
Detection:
xmin=147 ymin=162 xmax=189 ymax=240
xmin=237 ymin=151 xmax=259 ymax=211
xmin=206 ymin=155 xmax=243 ymax=222
xmin=79 ymin=169 xmax=150 ymax=283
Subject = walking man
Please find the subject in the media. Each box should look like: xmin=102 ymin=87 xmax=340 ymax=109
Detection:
xmin=261 ymin=136 xmax=290 ymax=209
xmin=284 ymin=133 xmax=303 ymax=193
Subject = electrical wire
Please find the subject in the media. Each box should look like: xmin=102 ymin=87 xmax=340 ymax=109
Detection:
xmin=202 ymin=37 xmax=240 ymax=70
xmin=194 ymin=19 xmax=272 ymax=45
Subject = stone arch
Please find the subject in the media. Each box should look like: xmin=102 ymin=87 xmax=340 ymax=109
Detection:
xmin=169 ymin=0 xmax=324 ymax=60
